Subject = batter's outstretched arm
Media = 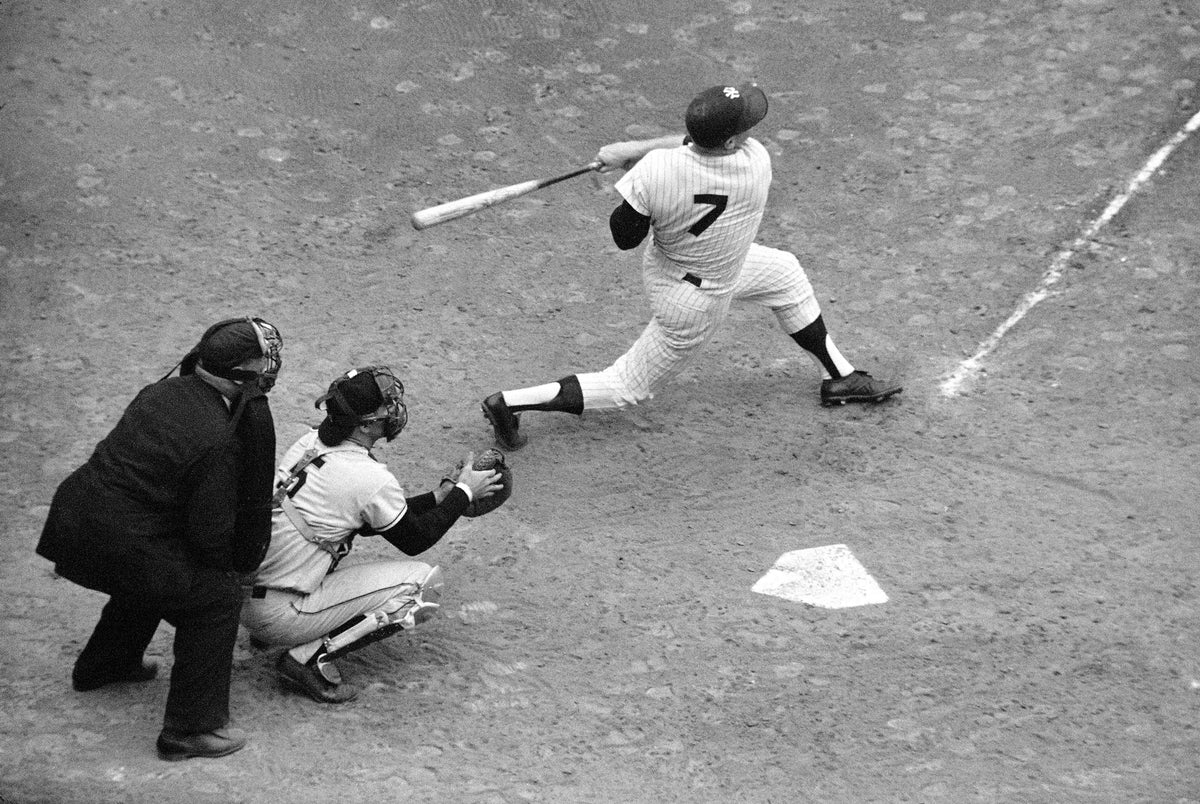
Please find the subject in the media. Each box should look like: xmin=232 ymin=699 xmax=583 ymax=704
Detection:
xmin=596 ymin=134 xmax=686 ymax=172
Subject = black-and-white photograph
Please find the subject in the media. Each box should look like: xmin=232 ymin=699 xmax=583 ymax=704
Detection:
xmin=2 ymin=1 xmax=1197 ymax=801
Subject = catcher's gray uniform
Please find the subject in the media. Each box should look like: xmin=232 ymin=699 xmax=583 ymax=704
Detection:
xmin=244 ymin=365 xmax=501 ymax=703
xmin=241 ymin=429 xmax=442 ymax=648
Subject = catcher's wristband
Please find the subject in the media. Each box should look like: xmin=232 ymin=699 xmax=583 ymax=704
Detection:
xmin=437 ymin=476 xmax=473 ymax=502
xmin=440 ymin=462 xmax=463 ymax=489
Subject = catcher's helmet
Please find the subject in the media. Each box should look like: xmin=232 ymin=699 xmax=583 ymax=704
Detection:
xmin=317 ymin=366 xmax=408 ymax=442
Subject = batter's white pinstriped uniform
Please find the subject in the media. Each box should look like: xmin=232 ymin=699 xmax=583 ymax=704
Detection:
xmin=576 ymin=138 xmax=822 ymax=409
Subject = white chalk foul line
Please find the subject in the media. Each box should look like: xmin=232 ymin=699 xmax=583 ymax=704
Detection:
xmin=940 ymin=108 xmax=1200 ymax=397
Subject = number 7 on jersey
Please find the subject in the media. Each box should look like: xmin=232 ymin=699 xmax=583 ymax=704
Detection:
xmin=688 ymin=194 xmax=728 ymax=236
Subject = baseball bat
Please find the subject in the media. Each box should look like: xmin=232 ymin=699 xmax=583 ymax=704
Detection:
xmin=411 ymin=161 xmax=602 ymax=230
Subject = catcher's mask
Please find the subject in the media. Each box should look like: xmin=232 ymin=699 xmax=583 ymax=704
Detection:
xmin=317 ymin=366 xmax=408 ymax=441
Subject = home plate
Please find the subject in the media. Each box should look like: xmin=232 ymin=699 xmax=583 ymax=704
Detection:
xmin=752 ymin=544 xmax=888 ymax=609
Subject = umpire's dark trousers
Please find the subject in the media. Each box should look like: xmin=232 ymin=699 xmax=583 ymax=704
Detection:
xmin=74 ymin=567 xmax=244 ymax=734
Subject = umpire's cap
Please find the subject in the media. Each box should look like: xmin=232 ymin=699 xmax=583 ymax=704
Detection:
xmin=685 ymin=83 xmax=768 ymax=148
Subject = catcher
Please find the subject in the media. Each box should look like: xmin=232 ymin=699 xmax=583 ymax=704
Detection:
xmin=241 ymin=365 xmax=511 ymax=703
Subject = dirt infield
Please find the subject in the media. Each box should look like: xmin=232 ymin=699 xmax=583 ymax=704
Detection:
xmin=2 ymin=1 xmax=1198 ymax=802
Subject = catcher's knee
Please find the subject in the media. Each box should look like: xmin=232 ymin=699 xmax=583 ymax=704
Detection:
xmin=377 ymin=563 xmax=443 ymax=613
xmin=418 ymin=564 xmax=443 ymax=602
xmin=321 ymin=566 xmax=445 ymax=660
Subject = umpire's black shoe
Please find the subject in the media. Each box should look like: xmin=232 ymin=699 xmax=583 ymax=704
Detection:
xmin=482 ymin=392 xmax=528 ymax=450
xmin=276 ymin=652 xmax=359 ymax=704
xmin=72 ymin=659 xmax=159 ymax=692
xmin=156 ymin=727 xmax=247 ymax=761
xmin=821 ymin=371 xmax=903 ymax=407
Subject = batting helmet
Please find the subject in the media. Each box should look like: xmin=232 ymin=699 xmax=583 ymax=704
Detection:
xmin=685 ymin=83 xmax=768 ymax=148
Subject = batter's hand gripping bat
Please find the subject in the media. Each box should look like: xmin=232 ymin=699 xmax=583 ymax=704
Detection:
xmin=410 ymin=161 xmax=603 ymax=230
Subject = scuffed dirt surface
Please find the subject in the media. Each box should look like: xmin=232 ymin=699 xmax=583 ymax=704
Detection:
xmin=1 ymin=1 xmax=1198 ymax=802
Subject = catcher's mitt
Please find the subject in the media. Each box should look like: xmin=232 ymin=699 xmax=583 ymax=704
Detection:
xmin=460 ymin=448 xmax=512 ymax=518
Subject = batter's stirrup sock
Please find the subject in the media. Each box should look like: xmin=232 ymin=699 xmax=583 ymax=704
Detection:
xmin=510 ymin=375 xmax=584 ymax=416
xmin=789 ymin=317 xmax=842 ymax=379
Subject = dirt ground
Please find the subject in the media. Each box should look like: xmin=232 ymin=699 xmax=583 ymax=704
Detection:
xmin=2 ymin=1 xmax=1198 ymax=802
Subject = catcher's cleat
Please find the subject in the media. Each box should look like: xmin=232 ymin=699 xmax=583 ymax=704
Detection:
xmin=820 ymin=371 xmax=902 ymax=407
xmin=276 ymin=651 xmax=359 ymax=704
xmin=482 ymin=392 xmax=528 ymax=450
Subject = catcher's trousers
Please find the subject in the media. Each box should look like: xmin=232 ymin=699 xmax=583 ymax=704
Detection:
xmin=240 ymin=558 xmax=435 ymax=647
xmin=74 ymin=567 xmax=243 ymax=735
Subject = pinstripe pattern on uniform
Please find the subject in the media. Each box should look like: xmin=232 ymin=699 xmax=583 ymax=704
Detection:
xmin=616 ymin=139 xmax=770 ymax=286
xmin=733 ymin=244 xmax=821 ymax=333
xmin=578 ymin=138 xmax=836 ymax=410
xmin=578 ymin=265 xmax=733 ymax=409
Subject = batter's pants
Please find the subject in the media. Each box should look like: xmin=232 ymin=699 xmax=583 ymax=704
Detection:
xmin=577 ymin=243 xmax=822 ymax=409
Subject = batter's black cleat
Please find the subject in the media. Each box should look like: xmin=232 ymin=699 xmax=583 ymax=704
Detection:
xmin=482 ymin=392 xmax=528 ymax=450
xmin=820 ymin=371 xmax=903 ymax=407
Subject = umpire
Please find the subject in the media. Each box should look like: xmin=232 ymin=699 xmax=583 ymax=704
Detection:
xmin=36 ymin=316 xmax=282 ymax=761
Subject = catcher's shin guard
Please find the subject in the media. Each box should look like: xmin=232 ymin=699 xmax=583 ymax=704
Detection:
xmin=319 ymin=566 xmax=444 ymax=663
xmin=320 ymin=618 xmax=408 ymax=665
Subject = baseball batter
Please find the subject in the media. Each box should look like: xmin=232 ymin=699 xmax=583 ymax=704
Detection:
xmin=242 ymin=365 xmax=502 ymax=703
xmin=482 ymin=83 xmax=901 ymax=450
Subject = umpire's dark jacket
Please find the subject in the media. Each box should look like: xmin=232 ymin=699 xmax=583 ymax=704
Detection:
xmin=38 ymin=374 xmax=271 ymax=600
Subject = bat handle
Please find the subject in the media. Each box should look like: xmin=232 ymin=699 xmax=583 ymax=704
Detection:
xmin=538 ymin=161 xmax=603 ymax=189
